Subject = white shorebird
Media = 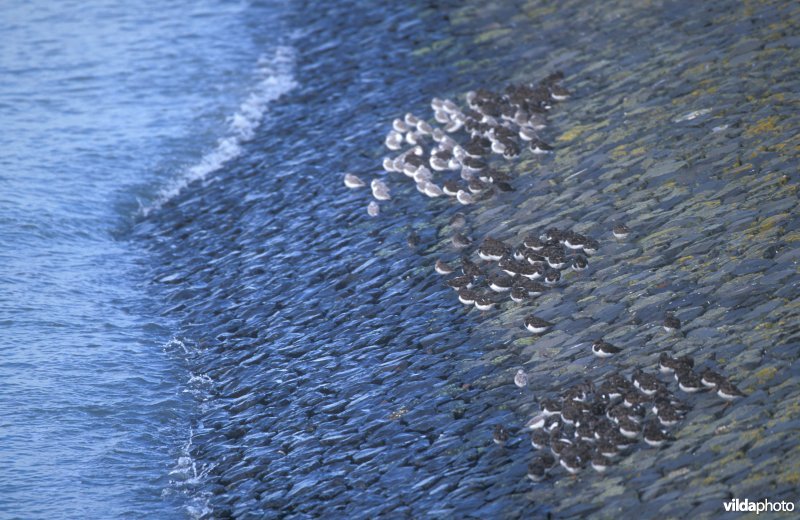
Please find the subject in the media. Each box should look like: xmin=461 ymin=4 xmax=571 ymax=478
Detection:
xmin=514 ymin=368 xmax=529 ymax=388
xmin=367 ymin=201 xmax=380 ymax=217
xmin=456 ymin=190 xmax=474 ymax=205
xmin=371 ymin=179 xmax=391 ymax=201
xmin=385 ymin=130 xmax=404 ymax=150
xmin=343 ymin=173 xmax=365 ymax=189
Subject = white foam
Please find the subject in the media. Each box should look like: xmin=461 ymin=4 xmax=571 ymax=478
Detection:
xmin=146 ymin=46 xmax=297 ymax=214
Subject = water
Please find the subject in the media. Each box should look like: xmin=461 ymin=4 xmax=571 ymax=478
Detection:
xmin=0 ymin=0 xmax=292 ymax=517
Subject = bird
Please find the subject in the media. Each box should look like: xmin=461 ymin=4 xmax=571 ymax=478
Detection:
xmin=435 ymin=259 xmax=454 ymax=275
xmin=527 ymin=459 xmax=548 ymax=482
xmin=514 ymin=368 xmax=529 ymax=388
xmin=592 ymin=340 xmax=622 ymax=358
xmin=343 ymin=173 xmax=366 ymax=188
xmin=456 ymin=190 xmax=475 ymax=205
xmin=367 ymin=201 xmax=380 ymax=217
xmin=663 ymin=314 xmax=681 ymax=332
xmin=493 ymin=425 xmax=509 ymax=446
xmin=716 ymin=380 xmax=745 ymax=401
xmin=524 ymin=316 xmax=553 ymax=334
xmin=612 ymin=224 xmax=631 ymax=240
xmin=371 ymin=179 xmax=391 ymax=201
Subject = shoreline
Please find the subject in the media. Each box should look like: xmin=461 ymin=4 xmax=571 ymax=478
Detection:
xmin=137 ymin=0 xmax=800 ymax=516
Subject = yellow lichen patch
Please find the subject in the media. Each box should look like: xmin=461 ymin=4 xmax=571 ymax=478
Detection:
xmin=412 ymin=37 xmax=453 ymax=57
xmin=784 ymin=230 xmax=800 ymax=243
xmin=748 ymin=212 xmax=789 ymax=237
xmin=754 ymin=366 xmax=778 ymax=385
xmin=557 ymin=121 xmax=609 ymax=143
xmin=677 ymin=255 xmax=694 ymax=264
xmin=745 ymin=115 xmax=782 ymax=138
xmin=474 ymin=27 xmax=512 ymax=44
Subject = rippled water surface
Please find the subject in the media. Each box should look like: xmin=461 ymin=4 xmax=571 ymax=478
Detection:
xmin=0 ymin=0 xmax=290 ymax=517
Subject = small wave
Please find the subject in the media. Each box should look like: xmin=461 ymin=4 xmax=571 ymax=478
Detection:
xmin=146 ymin=46 xmax=297 ymax=214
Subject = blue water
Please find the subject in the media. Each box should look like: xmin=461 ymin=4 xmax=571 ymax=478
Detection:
xmin=0 ymin=0 xmax=293 ymax=517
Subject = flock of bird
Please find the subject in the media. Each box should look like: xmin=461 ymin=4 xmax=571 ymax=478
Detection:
xmin=343 ymin=72 xmax=568 ymax=215
xmin=343 ymin=72 xmax=746 ymax=483
xmin=503 ymin=343 xmax=745 ymax=481
xmin=434 ymin=227 xmax=600 ymax=321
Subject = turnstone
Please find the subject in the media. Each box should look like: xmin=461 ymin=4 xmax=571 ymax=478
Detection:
xmin=344 ymin=173 xmax=366 ymax=188
xmin=592 ymin=340 xmax=622 ymax=358
xmin=716 ymin=380 xmax=745 ymax=401
xmin=549 ymin=84 xmax=571 ymax=101
xmin=596 ymin=438 xmax=620 ymax=459
xmin=675 ymin=368 xmax=704 ymax=393
xmin=447 ymin=275 xmax=473 ymax=290
xmin=632 ymin=370 xmax=663 ymax=396
xmin=430 ymin=152 xmax=450 ymax=172
xmin=524 ymin=315 xmax=553 ymax=334
xmin=474 ymin=294 xmax=495 ymax=311
xmin=700 ymin=368 xmax=726 ymax=388
xmin=617 ymin=417 xmax=640 ymax=439
xmin=442 ymin=180 xmax=461 ymax=197
xmin=488 ymin=273 xmax=514 ymax=292
xmin=612 ymin=224 xmax=630 ymax=240
xmin=559 ymin=448 xmax=583 ymax=474
xmin=371 ymin=179 xmax=391 ymax=201
xmin=546 ymin=253 xmax=567 ymax=270
xmin=663 ymin=314 xmax=681 ymax=332
xmin=407 ymin=231 xmax=420 ymax=248
xmin=514 ymin=368 xmax=529 ymax=388
xmin=497 ymin=256 xmax=519 ymax=276
xmin=540 ymin=228 xmax=563 ymax=243
xmin=544 ymin=269 xmax=561 ymax=285
xmin=452 ymin=233 xmax=472 ymax=248
xmin=563 ymin=232 xmax=586 ymax=250
xmin=461 ymin=257 xmax=483 ymax=277
xmin=582 ymin=239 xmax=600 ymax=255
xmin=456 ymin=190 xmax=475 ymax=205
xmin=656 ymin=405 xmax=682 ymax=427
xmin=367 ymin=201 xmax=380 ymax=217
xmin=519 ymin=126 xmax=539 ymax=141
xmin=658 ymin=353 xmax=694 ymax=374
xmin=550 ymin=436 xmax=573 ymax=457
xmin=493 ymin=424 xmax=509 ymax=446
xmin=643 ymin=422 xmax=672 ymax=447
xmin=560 ymin=403 xmax=582 ymax=426
xmin=527 ymin=460 xmax=548 ymax=482
xmin=510 ymin=285 xmax=528 ymax=302
xmin=591 ymin=453 xmax=612 ymax=473
xmin=530 ymin=139 xmax=554 ymax=155
xmin=468 ymin=178 xmax=489 ymax=194
xmin=623 ymin=391 xmax=649 ymax=408
xmin=572 ymin=256 xmax=589 ymax=271
xmin=540 ymin=399 xmax=561 ymax=417
xmin=544 ymin=415 xmax=562 ymax=432
xmin=434 ymin=259 xmax=454 ymax=275
xmin=478 ymin=237 xmax=509 ymax=261
xmin=524 ymin=250 xmax=546 ymax=265
xmin=457 ymin=288 xmax=478 ymax=305
xmin=530 ymin=429 xmax=549 ymax=450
